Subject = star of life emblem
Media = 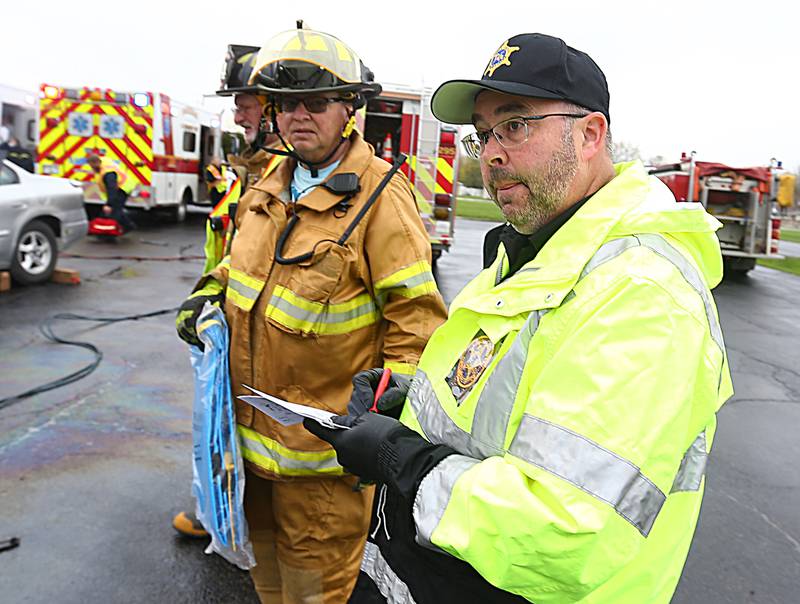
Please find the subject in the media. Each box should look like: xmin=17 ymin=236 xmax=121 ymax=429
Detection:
xmin=68 ymin=112 xmax=94 ymax=137
xmin=99 ymin=115 xmax=125 ymax=139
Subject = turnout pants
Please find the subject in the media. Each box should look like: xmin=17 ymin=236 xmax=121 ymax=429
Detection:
xmin=244 ymin=469 xmax=374 ymax=604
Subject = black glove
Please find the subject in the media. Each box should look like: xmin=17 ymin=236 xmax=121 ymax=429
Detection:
xmin=304 ymin=413 xmax=456 ymax=498
xmin=175 ymin=291 xmax=224 ymax=349
xmin=347 ymin=368 xmax=410 ymax=419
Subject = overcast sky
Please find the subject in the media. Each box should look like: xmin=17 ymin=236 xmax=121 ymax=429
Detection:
xmin=3 ymin=0 xmax=798 ymax=170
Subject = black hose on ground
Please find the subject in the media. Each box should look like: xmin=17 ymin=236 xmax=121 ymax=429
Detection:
xmin=0 ymin=307 xmax=178 ymax=411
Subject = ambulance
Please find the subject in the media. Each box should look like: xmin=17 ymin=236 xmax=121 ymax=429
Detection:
xmin=0 ymin=83 xmax=38 ymax=157
xmin=36 ymin=84 xmax=221 ymax=222
xmin=363 ymin=84 xmax=460 ymax=265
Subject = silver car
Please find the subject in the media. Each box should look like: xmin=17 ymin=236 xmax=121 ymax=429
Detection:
xmin=0 ymin=158 xmax=88 ymax=284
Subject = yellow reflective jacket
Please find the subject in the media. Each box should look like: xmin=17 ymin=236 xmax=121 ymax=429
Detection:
xmin=205 ymin=164 xmax=227 ymax=194
xmin=380 ymin=161 xmax=733 ymax=603
xmin=207 ymin=134 xmax=447 ymax=479
xmin=202 ymin=151 xmax=286 ymax=274
xmin=97 ymin=158 xmax=135 ymax=198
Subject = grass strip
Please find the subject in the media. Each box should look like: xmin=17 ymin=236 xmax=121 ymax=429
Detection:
xmin=779 ymin=228 xmax=800 ymax=244
xmin=455 ymin=198 xmax=504 ymax=222
xmin=758 ymin=256 xmax=800 ymax=276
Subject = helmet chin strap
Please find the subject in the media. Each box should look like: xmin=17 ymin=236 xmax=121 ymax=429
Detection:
xmin=261 ymin=104 xmax=357 ymax=178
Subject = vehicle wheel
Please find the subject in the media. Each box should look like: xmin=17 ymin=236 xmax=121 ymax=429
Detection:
xmin=431 ymin=247 xmax=442 ymax=274
xmin=168 ymin=189 xmax=190 ymax=223
xmin=723 ymin=256 xmax=756 ymax=277
xmin=10 ymin=220 xmax=58 ymax=285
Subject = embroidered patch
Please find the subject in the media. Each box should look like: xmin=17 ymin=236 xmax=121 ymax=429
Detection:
xmin=446 ymin=334 xmax=496 ymax=403
xmin=484 ymin=41 xmax=520 ymax=78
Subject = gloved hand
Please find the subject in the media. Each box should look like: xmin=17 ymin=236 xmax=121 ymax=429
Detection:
xmin=176 ymin=280 xmax=224 ymax=349
xmin=304 ymin=414 xmax=456 ymax=497
xmin=347 ymin=368 xmax=410 ymax=419
xmin=305 ymin=413 xmax=401 ymax=484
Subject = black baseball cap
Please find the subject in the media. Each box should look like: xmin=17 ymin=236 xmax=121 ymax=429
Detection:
xmin=431 ymin=33 xmax=610 ymax=125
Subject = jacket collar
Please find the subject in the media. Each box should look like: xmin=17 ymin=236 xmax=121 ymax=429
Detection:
xmin=451 ymin=162 xmax=654 ymax=316
xmin=250 ymin=133 xmax=375 ymax=213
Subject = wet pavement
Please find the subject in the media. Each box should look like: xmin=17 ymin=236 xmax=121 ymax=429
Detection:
xmin=1 ymin=214 xmax=798 ymax=603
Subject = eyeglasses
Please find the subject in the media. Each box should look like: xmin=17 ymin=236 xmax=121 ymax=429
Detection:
xmin=276 ymin=96 xmax=345 ymax=114
xmin=461 ymin=113 xmax=589 ymax=159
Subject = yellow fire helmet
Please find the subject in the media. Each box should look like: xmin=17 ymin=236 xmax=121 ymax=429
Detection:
xmin=249 ymin=26 xmax=381 ymax=109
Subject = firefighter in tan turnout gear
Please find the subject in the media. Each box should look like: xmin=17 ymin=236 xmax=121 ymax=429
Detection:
xmin=221 ymin=44 xmax=284 ymax=190
xmin=173 ymin=44 xmax=286 ymax=538
xmin=175 ymin=25 xmax=447 ymax=602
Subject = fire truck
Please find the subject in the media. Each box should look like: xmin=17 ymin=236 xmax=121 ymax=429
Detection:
xmin=362 ymin=84 xmax=459 ymax=265
xmin=651 ymin=152 xmax=786 ymax=275
xmin=36 ymin=84 xmax=221 ymax=222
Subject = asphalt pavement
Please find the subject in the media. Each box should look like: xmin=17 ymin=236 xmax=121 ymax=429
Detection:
xmin=1 ymin=214 xmax=798 ymax=603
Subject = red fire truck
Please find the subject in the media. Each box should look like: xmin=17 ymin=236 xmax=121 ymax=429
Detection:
xmin=651 ymin=152 xmax=785 ymax=275
xmin=363 ymin=84 xmax=459 ymax=265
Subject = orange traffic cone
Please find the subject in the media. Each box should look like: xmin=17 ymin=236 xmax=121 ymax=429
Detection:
xmin=381 ymin=133 xmax=393 ymax=161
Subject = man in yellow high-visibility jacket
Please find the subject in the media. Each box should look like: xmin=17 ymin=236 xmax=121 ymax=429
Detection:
xmin=306 ymin=32 xmax=733 ymax=604
xmin=87 ymin=154 xmax=136 ymax=232
xmin=204 ymin=156 xmax=228 ymax=206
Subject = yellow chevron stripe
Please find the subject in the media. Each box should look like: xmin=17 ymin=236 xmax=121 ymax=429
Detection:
xmin=415 ymin=163 xmax=436 ymax=193
xmin=437 ymin=156 xmax=453 ymax=183
xmin=407 ymin=156 xmax=433 ymax=212
xmin=38 ymin=122 xmax=63 ymax=150
xmin=126 ymin=130 xmax=152 ymax=158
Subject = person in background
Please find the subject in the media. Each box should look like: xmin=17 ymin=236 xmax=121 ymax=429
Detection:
xmin=204 ymin=156 xmax=228 ymax=206
xmin=86 ymin=154 xmax=136 ymax=233
xmin=172 ymin=44 xmax=287 ymax=538
xmin=1 ymin=136 xmax=34 ymax=172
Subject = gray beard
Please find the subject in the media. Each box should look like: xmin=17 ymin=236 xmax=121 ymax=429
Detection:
xmin=488 ymin=127 xmax=578 ymax=234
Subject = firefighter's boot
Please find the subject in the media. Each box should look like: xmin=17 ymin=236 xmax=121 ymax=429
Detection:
xmin=172 ymin=511 xmax=209 ymax=539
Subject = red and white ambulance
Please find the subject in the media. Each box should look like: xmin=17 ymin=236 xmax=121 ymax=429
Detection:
xmin=37 ymin=84 xmax=221 ymax=221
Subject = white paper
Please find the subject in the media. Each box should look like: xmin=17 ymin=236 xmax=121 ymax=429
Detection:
xmin=238 ymin=385 xmax=350 ymax=430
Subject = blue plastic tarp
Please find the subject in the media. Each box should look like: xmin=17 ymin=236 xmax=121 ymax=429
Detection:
xmin=190 ymin=303 xmax=254 ymax=569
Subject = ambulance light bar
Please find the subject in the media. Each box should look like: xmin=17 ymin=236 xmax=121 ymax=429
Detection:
xmin=133 ymin=92 xmax=150 ymax=108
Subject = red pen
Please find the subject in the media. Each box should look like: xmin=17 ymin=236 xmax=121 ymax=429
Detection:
xmin=370 ymin=368 xmax=392 ymax=412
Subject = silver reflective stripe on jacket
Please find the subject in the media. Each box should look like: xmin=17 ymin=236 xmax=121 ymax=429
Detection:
xmin=580 ymin=234 xmax=725 ymax=356
xmin=410 ymin=234 xmax=719 ymax=541
xmin=471 ymin=310 xmax=547 ymax=455
xmin=267 ymin=291 xmax=379 ymax=327
xmin=238 ymin=431 xmax=342 ymax=474
xmin=361 ymin=541 xmax=418 ymax=604
xmin=671 ymin=431 xmax=708 ymax=493
xmin=413 ymin=455 xmax=479 ymax=549
xmin=408 ymin=371 xmax=480 ymax=457
xmin=509 ymin=416 xmax=665 ymax=536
